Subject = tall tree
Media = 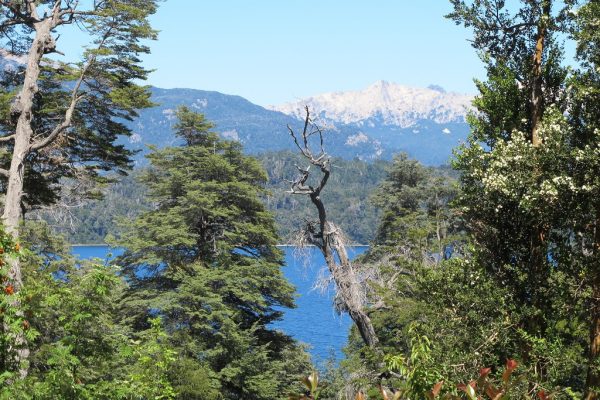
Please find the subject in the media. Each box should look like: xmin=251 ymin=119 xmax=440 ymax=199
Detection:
xmin=568 ymin=2 xmax=600 ymax=396
xmin=447 ymin=0 xmax=574 ymax=283
xmin=115 ymin=107 xmax=310 ymax=399
xmin=0 ymin=0 xmax=158 ymax=375
xmin=447 ymin=0 xmax=599 ymax=393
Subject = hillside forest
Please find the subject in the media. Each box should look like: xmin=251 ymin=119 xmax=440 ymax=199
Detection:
xmin=2 ymin=1 xmax=600 ymax=400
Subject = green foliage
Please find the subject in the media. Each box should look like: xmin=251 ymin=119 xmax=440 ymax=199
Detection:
xmin=368 ymin=154 xmax=461 ymax=253
xmin=128 ymin=318 xmax=177 ymax=400
xmin=322 ymin=2 xmax=600 ymax=398
xmin=336 ymin=155 xmax=469 ymax=395
xmin=0 ymin=0 xmax=159 ymax=212
xmin=0 ymin=222 xmax=177 ymax=399
xmin=383 ymin=328 xmax=442 ymax=398
xmin=0 ymin=226 xmax=33 ymax=376
xmin=445 ymin=0 xmax=597 ymax=394
xmin=114 ymin=108 xmax=311 ymax=399
xmin=339 ymin=141 xmax=588 ymax=395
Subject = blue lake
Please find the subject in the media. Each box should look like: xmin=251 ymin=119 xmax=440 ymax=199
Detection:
xmin=71 ymin=245 xmax=367 ymax=364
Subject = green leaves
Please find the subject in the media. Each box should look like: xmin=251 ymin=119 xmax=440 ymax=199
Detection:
xmin=0 ymin=0 xmax=160 ymax=213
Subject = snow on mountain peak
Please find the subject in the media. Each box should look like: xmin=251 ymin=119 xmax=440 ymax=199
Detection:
xmin=269 ymin=81 xmax=473 ymax=128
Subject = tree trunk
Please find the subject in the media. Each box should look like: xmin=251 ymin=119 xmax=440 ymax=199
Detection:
xmin=585 ymin=206 xmax=600 ymax=400
xmin=524 ymin=1 xmax=551 ymax=378
xmin=586 ymin=275 xmax=600 ymax=400
xmin=311 ymin=194 xmax=380 ymax=349
xmin=531 ymin=0 xmax=550 ymax=147
xmin=528 ymin=0 xmax=551 ymax=312
xmin=287 ymin=107 xmax=380 ymax=350
xmin=327 ymin=224 xmax=379 ymax=347
xmin=1 ymin=19 xmax=54 ymax=379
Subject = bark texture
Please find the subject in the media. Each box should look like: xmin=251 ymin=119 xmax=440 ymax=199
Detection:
xmin=1 ymin=14 xmax=55 ymax=379
xmin=585 ymin=206 xmax=600 ymax=400
xmin=526 ymin=1 xmax=551 ymax=377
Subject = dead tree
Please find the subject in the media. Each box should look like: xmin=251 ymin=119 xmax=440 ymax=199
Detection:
xmin=286 ymin=106 xmax=380 ymax=349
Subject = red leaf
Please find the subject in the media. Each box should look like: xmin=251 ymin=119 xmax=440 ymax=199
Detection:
xmin=485 ymin=384 xmax=501 ymax=399
xmin=506 ymin=359 xmax=518 ymax=371
xmin=432 ymin=381 xmax=444 ymax=397
xmin=4 ymin=284 xmax=14 ymax=295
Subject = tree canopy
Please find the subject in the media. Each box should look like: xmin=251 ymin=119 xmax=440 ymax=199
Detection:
xmin=114 ymin=107 xmax=310 ymax=399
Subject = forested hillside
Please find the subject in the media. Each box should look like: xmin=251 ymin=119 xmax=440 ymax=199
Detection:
xmin=35 ymin=152 xmax=393 ymax=245
xmin=37 ymin=151 xmax=458 ymax=246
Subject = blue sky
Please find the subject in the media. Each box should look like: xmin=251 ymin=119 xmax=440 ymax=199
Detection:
xmin=60 ymin=1 xmax=486 ymax=105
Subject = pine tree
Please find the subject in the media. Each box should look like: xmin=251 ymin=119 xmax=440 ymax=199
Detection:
xmin=115 ymin=107 xmax=310 ymax=399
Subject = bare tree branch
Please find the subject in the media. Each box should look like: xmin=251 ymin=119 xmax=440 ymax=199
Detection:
xmin=29 ymin=67 xmax=87 ymax=152
xmin=0 ymin=133 xmax=15 ymax=142
xmin=286 ymin=106 xmax=381 ymax=350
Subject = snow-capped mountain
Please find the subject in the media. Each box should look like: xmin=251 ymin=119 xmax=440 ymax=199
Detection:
xmin=269 ymin=80 xmax=473 ymax=128
xmin=0 ymin=49 xmax=26 ymax=75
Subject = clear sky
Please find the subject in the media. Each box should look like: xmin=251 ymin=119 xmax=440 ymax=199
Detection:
xmin=60 ymin=1 xmax=487 ymax=106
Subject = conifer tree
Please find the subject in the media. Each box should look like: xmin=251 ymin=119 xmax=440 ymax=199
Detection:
xmin=115 ymin=107 xmax=310 ymax=399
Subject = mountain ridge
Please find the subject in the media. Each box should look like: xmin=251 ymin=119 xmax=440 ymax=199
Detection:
xmin=121 ymin=84 xmax=473 ymax=165
xmin=268 ymin=80 xmax=473 ymax=128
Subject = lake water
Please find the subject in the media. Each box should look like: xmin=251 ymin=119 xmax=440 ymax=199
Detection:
xmin=71 ymin=245 xmax=367 ymax=364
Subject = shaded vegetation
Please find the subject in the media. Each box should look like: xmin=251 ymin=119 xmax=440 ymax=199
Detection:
xmin=36 ymin=151 xmax=391 ymax=245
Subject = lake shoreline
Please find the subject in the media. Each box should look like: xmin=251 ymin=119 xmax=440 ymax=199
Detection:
xmin=72 ymin=243 xmax=371 ymax=247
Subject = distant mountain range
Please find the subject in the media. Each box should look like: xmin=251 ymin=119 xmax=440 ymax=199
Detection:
xmin=269 ymin=80 xmax=472 ymax=128
xmin=0 ymin=49 xmax=474 ymax=164
xmin=124 ymin=82 xmax=473 ymax=165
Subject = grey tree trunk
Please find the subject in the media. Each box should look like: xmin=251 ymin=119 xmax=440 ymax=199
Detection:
xmin=1 ymin=18 xmax=56 ymax=378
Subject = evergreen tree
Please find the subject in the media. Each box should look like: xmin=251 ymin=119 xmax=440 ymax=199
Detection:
xmin=115 ymin=107 xmax=310 ymax=399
